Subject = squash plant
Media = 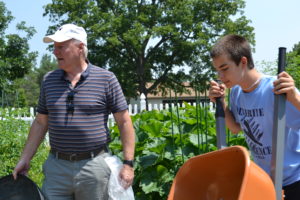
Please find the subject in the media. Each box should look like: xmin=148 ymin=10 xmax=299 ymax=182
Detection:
xmin=109 ymin=103 xmax=247 ymax=199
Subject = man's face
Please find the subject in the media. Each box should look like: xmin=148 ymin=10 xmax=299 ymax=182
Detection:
xmin=53 ymin=39 xmax=81 ymax=70
xmin=212 ymin=54 xmax=245 ymax=88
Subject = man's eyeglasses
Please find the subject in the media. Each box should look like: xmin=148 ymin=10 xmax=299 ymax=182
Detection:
xmin=67 ymin=91 xmax=75 ymax=113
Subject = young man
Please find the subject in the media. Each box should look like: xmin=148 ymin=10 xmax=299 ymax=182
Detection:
xmin=208 ymin=34 xmax=300 ymax=200
xmin=13 ymin=24 xmax=135 ymax=200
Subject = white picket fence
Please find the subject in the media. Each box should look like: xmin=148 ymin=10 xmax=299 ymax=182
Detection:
xmin=0 ymin=107 xmax=36 ymax=123
xmin=7 ymin=93 xmax=214 ymax=127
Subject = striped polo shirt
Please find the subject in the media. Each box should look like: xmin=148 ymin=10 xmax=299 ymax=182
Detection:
xmin=37 ymin=63 xmax=128 ymax=153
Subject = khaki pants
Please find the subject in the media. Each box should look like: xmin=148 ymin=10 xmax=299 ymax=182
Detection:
xmin=42 ymin=152 xmax=111 ymax=200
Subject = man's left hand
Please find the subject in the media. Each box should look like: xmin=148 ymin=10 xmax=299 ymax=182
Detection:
xmin=119 ymin=164 xmax=134 ymax=189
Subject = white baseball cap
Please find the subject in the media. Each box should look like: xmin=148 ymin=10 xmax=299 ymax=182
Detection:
xmin=43 ymin=24 xmax=87 ymax=46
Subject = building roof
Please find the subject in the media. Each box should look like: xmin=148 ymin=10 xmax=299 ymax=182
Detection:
xmin=146 ymin=82 xmax=207 ymax=99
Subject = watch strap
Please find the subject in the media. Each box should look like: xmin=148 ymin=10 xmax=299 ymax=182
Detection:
xmin=123 ymin=160 xmax=134 ymax=167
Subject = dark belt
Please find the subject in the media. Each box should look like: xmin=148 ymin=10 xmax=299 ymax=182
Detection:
xmin=50 ymin=147 xmax=107 ymax=161
xmin=283 ymin=179 xmax=300 ymax=191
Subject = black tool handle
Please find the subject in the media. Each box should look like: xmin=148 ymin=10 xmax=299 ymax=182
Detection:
xmin=278 ymin=47 xmax=286 ymax=74
xmin=215 ymin=97 xmax=225 ymax=118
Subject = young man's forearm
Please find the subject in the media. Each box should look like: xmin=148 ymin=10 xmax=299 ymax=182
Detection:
xmin=288 ymin=91 xmax=300 ymax=111
xmin=224 ymin=106 xmax=242 ymax=134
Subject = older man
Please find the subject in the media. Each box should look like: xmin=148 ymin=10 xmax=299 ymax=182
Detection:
xmin=13 ymin=24 xmax=135 ymax=200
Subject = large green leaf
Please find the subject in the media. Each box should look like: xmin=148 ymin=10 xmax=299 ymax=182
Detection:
xmin=139 ymin=153 xmax=159 ymax=168
xmin=140 ymin=119 xmax=160 ymax=134
xmin=109 ymin=104 xmax=246 ymax=199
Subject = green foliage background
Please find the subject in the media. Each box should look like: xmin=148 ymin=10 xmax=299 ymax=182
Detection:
xmin=109 ymin=103 xmax=246 ymax=199
xmin=286 ymin=43 xmax=300 ymax=89
xmin=43 ymin=0 xmax=255 ymax=99
xmin=0 ymin=2 xmax=37 ymax=90
xmin=0 ymin=108 xmax=49 ymax=187
xmin=0 ymin=105 xmax=246 ymax=198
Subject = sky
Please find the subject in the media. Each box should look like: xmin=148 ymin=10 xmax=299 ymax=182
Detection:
xmin=3 ymin=0 xmax=300 ymax=66
xmin=3 ymin=0 xmax=51 ymax=64
xmin=243 ymin=0 xmax=300 ymax=64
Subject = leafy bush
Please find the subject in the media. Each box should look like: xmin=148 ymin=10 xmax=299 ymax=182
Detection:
xmin=0 ymin=105 xmax=246 ymax=196
xmin=109 ymin=103 xmax=247 ymax=199
xmin=0 ymin=108 xmax=48 ymax=187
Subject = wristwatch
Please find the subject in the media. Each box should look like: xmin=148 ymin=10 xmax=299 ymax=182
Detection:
xmin=123 ymin=160 xmax=134 ymax=167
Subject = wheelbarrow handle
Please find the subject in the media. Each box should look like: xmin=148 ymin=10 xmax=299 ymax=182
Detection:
xmin=271 ymin=47 xmax=286 ymax=200
xmin=277 ymin=47 xmax=286 ymax=74
xmin=215 ymin=97 xmax=225 ymax=118
xmin=215 ymin=97 xmax=227 ymax=149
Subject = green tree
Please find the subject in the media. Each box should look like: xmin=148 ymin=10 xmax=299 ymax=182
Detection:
xmin=13 ymin=54 xmax=58 ymax=107
xmin=286 ymin=43 xmax=300 ymax=88
xmin=35 ymin=54 xmax=58 ymax=85
xmin=43 ymin=0 xmax=254 ymax=99
xmin=256 ymin=60 xmax=277 ymax=76
xmin=0 ymin=1 xmax=37 ymax=91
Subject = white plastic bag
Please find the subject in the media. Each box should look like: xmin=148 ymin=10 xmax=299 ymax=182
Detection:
xmin=104 ymin=155 xmax=135 ymax=200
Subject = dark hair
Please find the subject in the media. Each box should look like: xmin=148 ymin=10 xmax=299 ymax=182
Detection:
xmin=210 ymin=34 xmax=254 ymax=69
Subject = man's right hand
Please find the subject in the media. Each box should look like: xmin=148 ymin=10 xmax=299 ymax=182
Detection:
xmin=13 ymin=159 xmax=30 ymax=180
xmin=208 ymin=80 xmax=226 ymax=103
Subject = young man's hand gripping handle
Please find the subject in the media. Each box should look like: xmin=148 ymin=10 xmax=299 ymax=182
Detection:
xmin=209 ymin=80 xmax=242 ymax=134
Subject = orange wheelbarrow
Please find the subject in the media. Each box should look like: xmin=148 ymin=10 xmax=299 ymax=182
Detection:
xmin=168 ymin=146 xmax=280 ymax=200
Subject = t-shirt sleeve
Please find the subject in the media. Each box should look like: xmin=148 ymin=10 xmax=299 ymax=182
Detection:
xmin=286 ymin=89 xmax=300 ymax=152
xmin=286 ymin=88 xmax=300 ymax=129
xmin=229 ymin=88 xmax=239 ymax=123
xmin=36 ymin=78 xmax=48 ymax=115
xmin=107 ymin=73 xmax=128 ymax=113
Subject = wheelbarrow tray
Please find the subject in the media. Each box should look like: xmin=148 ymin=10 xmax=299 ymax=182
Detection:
xmin=168 ymin=146 xmax=276 ymax=200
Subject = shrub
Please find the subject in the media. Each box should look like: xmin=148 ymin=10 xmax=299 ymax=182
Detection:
xmin=109 ymin=103 xmax=247 ymax=199
xmin=0 ymin=108 xmax=48 ymax=187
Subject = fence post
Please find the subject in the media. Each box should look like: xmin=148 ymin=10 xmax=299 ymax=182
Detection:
xmin=159 ymin=103 xmax=163 ymax=110
xmin=133 ymin=104 xmax=138 ymax=114
xmin=148 ymin=104 xmax=152 ymax=111
xmin=30 ymin=107 xmax=35 ymax=117
xmin=140 ymin=93 xmax=146 ymax=111
xmin=128 ymin=104 xmax=133 ymax=115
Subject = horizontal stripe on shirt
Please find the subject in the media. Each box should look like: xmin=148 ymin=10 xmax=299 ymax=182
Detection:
xmin=37 ymin=64 xmax=127 ymax=153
